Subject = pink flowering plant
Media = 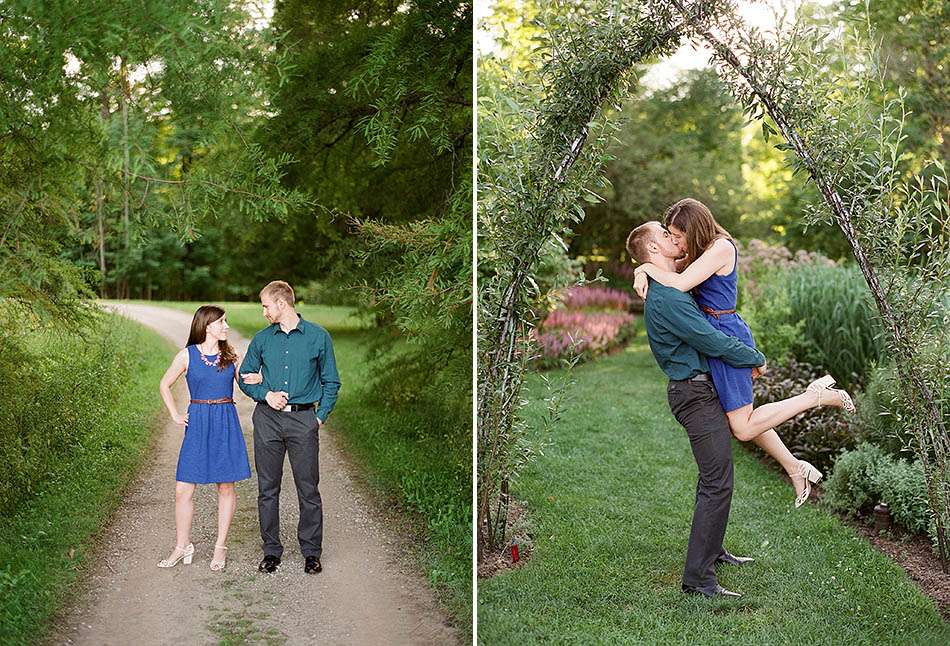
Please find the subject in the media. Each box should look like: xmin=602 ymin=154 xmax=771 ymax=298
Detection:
xmin=532 ymin=286 xmax=637 ymax=368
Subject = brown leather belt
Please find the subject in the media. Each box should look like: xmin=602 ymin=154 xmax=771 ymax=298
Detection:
xmin=190 ymin=397 xmax=234 ymax=405
xmin=701 ymin=305 xmax=736 ymax=319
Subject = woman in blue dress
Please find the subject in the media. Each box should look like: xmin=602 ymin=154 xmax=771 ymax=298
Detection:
xmin=634 ymin=198 xmax=855 ymax=507
xmin=157 ymin=305 xmax=261 ymax=570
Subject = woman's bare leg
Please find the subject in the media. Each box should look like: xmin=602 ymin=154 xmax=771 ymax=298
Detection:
xmin=215 ymin=482 xmax=237 ymax=548
xmin=175 ymin=482 xmax=196 ymax=546
xmin=751 ymin=428 xmax=807 ymax=499
xmin=726 ymin=394 xmax=818 ymax=442
xmin=163 ymin=481 xmax=196 ymax=562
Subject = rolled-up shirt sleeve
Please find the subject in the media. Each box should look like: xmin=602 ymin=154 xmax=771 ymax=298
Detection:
xmin=316 ymin=332 xmax=341 ymax=422
xmin=238 ymin=336 xmax=269 ymax=402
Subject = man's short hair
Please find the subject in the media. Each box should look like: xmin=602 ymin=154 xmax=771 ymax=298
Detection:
xmin=260 ymin=280 xmax=295 ymax=305
xmin=626 ymin=221 xmax=660 ymax=264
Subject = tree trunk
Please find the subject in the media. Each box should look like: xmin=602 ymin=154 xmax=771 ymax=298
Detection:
xmin=120 ymin=56 xmax=131 ymax=251
xmin=96 ymin=88 xmax=110 ymax=297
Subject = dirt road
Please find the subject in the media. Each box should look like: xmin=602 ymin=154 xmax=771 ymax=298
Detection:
xmin=46 ymin=303 xmax=459 ymax=646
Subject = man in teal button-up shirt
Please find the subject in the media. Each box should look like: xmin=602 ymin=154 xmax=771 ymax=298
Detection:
xmin=627 ymin=222 xmax=765 ymax=599
xmin=239 ymin=308 xmax=341 ymax=424
xmin=239 ymin=281 xmax=341 ymax=575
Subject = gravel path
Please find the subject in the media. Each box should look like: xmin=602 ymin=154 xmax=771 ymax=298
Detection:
xmin=45 ymin=303 xmax=459 ymax=646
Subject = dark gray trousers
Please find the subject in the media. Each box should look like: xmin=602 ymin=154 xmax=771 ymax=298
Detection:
xmin=667 ymin=379 xmax=734 ymax=593
xmin=252 ymin=403 xmax=323 ymax=559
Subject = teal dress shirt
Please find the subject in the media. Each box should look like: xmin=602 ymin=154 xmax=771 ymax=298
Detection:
xmin=643 ymin=280 xmax=765 ymax=380
xmin=238 ymin=315 xmax=341 ymax=422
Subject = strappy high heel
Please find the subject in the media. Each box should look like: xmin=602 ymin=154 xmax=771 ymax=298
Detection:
xmin=157 ymin=542 xmax=194 ymax=568
xmin=807 ymin=375 xmax=856 ymax=413
xmin=210 ymin=544 xmax=228 ymax=571
xmin=794 ymin=460 xmax=823 ymax=508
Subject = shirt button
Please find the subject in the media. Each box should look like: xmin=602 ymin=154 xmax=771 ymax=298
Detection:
xmin=284 ymin=381 xmax=288 ymax=384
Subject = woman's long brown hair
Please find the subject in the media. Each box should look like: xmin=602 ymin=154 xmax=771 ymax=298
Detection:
xmin=664 ymin=198 xmax=733 ymax=269
xmin=186 ymin=305 xmax=237 ymax=370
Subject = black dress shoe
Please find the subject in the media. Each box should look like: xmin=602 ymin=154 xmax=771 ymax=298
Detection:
xmin=304 ymin=556 xmax=322 ymax=574
xmin=716 ymin=550 xmax=755 ymax=566
xmin=683 ymin=584 xmax=743 ymax=598
xmin=258 ymin=555 xmax=281 ymax=573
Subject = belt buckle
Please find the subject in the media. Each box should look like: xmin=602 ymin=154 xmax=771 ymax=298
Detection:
xmin=280 ymin=404 xmax=292 ymax=412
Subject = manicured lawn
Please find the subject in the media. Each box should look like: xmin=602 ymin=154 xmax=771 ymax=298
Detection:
xmin=134 ymin=300 xmax=472 ymax=633
xmin=477 ymin=334 xmax=947 ymax=644
xmin=0 ymin=314 xmax=175 ymax=644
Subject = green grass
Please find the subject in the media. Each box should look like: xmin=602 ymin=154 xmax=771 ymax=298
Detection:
xmin=126 ymin=300 xmax=472 ymax=634
xmin=329 ymin=327 xmax=472 ymax=632
xmin=0 ymin=314 xmax=175 ymax=644
xmin=477 ymin=334 xmax=947 ymax=645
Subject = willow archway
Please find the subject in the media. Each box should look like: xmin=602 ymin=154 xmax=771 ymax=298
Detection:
xmin=477 ymin=0 xmax=948 ymax=568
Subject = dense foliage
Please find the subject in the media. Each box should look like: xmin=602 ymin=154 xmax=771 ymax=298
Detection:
xmin=824 ymin=443 xmax=936 ymax=545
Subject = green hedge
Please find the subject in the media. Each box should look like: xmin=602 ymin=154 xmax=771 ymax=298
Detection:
xmin=0 ymin=312 xmax=173 ymax=643
xmin=823 ymin=443 xmax=936 ymax=547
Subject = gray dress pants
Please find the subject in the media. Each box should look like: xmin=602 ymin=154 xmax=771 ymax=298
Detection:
xmin=252 ymin=403 xmax=323 ymax=559
xmin=666 ymin=378 xmax=734 ymax=593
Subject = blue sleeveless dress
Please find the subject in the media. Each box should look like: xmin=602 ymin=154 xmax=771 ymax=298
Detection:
xmin=176 ymin=345 xmax=252 ymax=484
xmin=693 ymin=240 xmax=757 ymax=412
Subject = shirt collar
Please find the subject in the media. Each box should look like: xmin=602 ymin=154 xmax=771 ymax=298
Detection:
xmin=271 ymin=314 xmax=305 ymax=335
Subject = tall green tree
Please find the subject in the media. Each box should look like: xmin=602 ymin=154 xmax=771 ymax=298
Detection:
xmin=573 ymin=69 xmax=745 ymax=261
xmin=262 ymin=0 xmax=473 ymax=448
xmin=0 ymin=0 xmax=306 ymax=308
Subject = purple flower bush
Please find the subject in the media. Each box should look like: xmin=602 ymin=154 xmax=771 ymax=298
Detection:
xmin=533 ymin=286 xmax=637 ymax=368
xmin=582 ymin=261 xmax=644 ymax=313
xmin=560 ymin=285 xmax=634 ymax=311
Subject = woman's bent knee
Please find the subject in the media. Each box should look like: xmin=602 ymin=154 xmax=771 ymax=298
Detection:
xmin=732 ymin=427 xmax=756 ymax=442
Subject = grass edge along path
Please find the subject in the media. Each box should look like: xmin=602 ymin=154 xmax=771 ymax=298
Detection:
xmin=477 ymin=334 xmax=948 ymax=645
xmin=0 ymin=314 xmax=175 ymax=645
xmin=136 ymin=300 xmax=473 ymax=635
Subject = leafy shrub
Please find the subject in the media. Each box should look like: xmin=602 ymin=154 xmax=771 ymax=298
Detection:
xmin=823 ymin=443 xmax=889 ymax=515
xmin=854 ymin=360 xmax=916 ymax=458
xmin=0 ymin=314 xmax=138 ymax=514
xmin=740 ymin=277 xmax=811 ymax=364
xmin=533 ymin=286 xmax=637 ymax=368
xmin=750 ymin=357 xmax=854 ymax=474
xmin=824 ymin=443 xmax=934 ymax=542
xmin=875 ymin=458 xmax=931 ymax=535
